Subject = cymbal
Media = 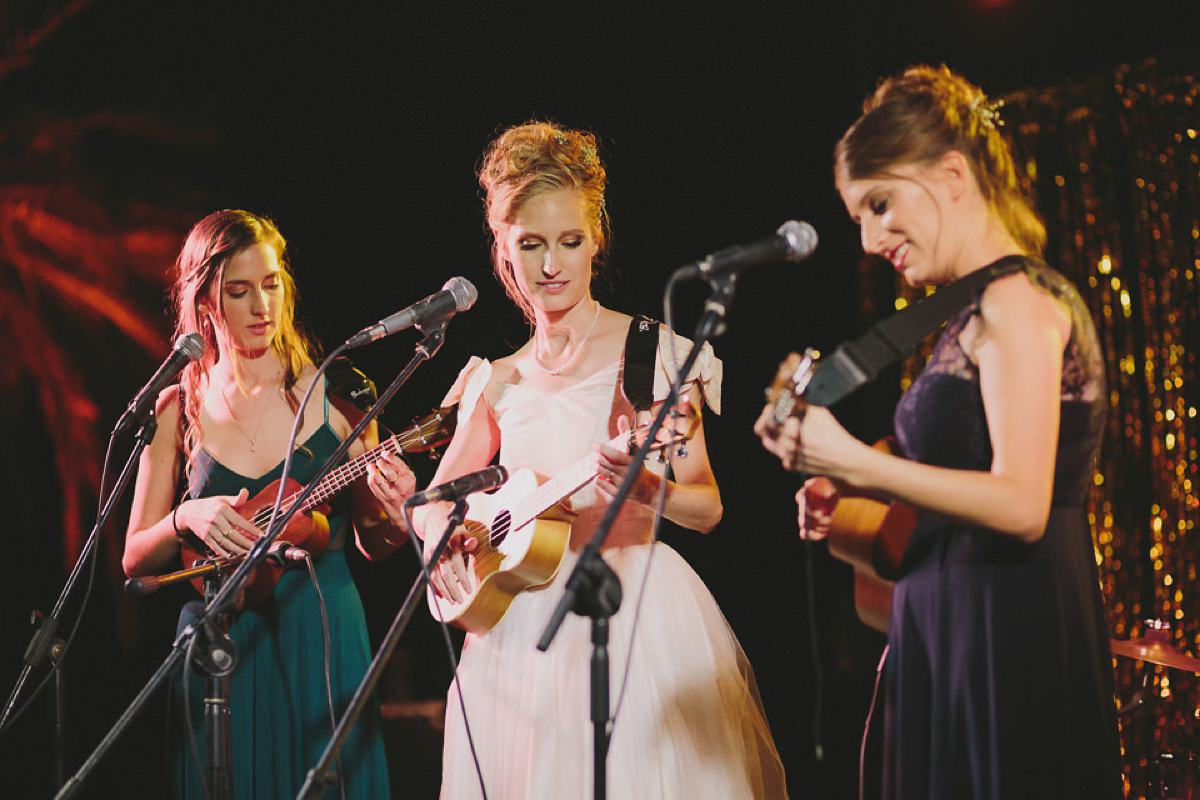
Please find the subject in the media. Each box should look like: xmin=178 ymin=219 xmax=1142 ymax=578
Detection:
xmin=1111 ymin=635 xmax=1200 ymax=672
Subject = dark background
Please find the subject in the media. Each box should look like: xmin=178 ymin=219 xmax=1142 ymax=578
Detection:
xmin=1 ymin=2 xmax=1197 ymax=798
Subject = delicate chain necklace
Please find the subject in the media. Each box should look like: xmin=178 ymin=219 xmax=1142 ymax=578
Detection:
xmin=220 ymin=382 xmax=279 ymax=452
xmin=534 ymin=302 xmax=601 ymax=377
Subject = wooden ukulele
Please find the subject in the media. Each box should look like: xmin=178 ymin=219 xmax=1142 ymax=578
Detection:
xmin=176 ymin=406 xmax=454 ymax=607
xmin=427 ymin=406 xmax=698 ymax=634
xmin=766 ymin=350 xmax=915 ymax=633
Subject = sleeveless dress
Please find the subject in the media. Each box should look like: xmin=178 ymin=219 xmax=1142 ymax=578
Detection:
xmin=171 ymin=389 xmax=390 ymax=800
xmin=884 ymin=262 xmax=1123 ymax=799
xmin=437 ymin=329 xmax=788 ymax=800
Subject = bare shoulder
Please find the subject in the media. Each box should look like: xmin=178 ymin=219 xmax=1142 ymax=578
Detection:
xmin=154 ymin=383 xmax=184 ymax=429
xmin=978 ymin=270 xmax=1071 ymax=344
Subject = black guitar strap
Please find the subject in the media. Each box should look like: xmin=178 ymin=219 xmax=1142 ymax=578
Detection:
xmin=805 ymin=255 xmax=1030 ymax=406
xmin=622 ymin=314 xmax=660 ymax=413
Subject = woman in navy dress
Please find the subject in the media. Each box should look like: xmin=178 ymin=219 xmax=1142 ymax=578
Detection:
xmin=757 ymin=66 xmax=1123 ymax=799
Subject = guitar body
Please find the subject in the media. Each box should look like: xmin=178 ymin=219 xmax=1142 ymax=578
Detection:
xmin=426 ymin=468 xmax=573 ymax=634
xmin=179 ymin=477 xmax=331 ymax=608
xmin=823 ymin=439 xmax=917 ymax=634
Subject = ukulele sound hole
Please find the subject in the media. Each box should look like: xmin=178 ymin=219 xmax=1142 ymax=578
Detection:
xmin=491 ymin=510 xmax=512 ymax=547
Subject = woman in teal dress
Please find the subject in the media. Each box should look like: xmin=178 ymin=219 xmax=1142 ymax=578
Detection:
xmin=123 ymin=209 xmax=416 ymax=799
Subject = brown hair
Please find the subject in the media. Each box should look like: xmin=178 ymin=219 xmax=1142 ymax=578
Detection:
xmin=835 ymin=65 xmax=1045 ymax=257
xmin=478 ymin=120 xmax=610 ymax=321
xmin=170 ymin=209 xmax=317 ymax=475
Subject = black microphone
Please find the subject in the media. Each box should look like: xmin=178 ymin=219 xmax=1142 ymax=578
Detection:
xmin=404 ymin=465 xmax=509 ymax=506
xmin=264 ymin=542 xmax=310 ymax=566
xmin=346 ymin=276 xmax=478 ymax=348
xmin=674 ymin=220 xmax=818 ymax=281
xmin=114 ymin=333 xmax=206 ymax=435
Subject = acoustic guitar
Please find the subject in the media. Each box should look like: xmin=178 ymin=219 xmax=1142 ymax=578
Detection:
xmin=766 ymin=350 xmax=915 ymax=633
xmin=175 ymin=406 xmax=455 ymax=607
xmin=427 ymin=406 xmax=698 ymax=634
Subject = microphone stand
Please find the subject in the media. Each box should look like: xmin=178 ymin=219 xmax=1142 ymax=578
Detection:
xmin=536 ymin=274 xmax=736 ymax=800
xmin=0 ymin=410 xmax=160 ymax=790
xmin=295 ymin=498 xmax=468 ymax=800
xmin=52 ymin=325 xmax=446 ymax=800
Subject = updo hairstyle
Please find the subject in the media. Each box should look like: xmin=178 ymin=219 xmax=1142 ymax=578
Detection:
xmin=478 ymin=121 xmax=610 ymax=321
xmin=835 ymin=65 xmax=1045 ymax=257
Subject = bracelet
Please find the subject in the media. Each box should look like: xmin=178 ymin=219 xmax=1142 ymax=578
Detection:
xmin=172 ymin=505 xmax=185 ymax=538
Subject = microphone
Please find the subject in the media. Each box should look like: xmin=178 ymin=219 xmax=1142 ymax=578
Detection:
xmin=114 ymin=333 xmax=206 ymax=435
xmin=404 ymin=465 xmax=509 ymax=506
xmin=346 ymin=276 xmax=478 ymax=348
xmin=674 ymin=220 xmax=818 ymax=281
xmin=264 ymin=542 xmax=310 ymax=566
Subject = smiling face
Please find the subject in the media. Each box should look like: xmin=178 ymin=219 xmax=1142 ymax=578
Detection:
xmin=837 ymin=159 xmax=965 ymax=287
xmin=202 ymin=242 xmax=286 ymax=357
xmin=501 ymin=187 xmax=599 ymax=319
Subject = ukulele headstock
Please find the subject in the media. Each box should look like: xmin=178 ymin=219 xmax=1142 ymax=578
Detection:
xmin=627 ymin=401 xmax=700 ymax=460
xmin=764 ymin=348 xmax=819 ymax=435
xmin=397 ymin=406 xmax=456 ymax=458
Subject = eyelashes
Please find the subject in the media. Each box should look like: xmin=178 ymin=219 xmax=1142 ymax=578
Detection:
xmin=518 ymin=238 xmax=584 ymax=252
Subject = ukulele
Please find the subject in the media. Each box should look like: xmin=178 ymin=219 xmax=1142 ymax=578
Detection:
xmin=177 ymin=406 xmax=454 ymax=607
xmin=766 ymin=350 xmax=915 ymax=633
xmin=427 ymin=405 xmax=698 ymax=634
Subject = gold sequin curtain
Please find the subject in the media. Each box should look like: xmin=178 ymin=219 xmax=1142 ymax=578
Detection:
xmin=890 ymin=54 xmax=1200 ymax=796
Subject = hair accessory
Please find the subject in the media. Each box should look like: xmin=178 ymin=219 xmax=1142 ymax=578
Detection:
xmin=970 ymin=95 xmax=1005 ymax=132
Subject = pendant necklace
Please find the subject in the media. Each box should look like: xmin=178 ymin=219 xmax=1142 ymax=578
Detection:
xmin=221 ymin=382 xmax=278 ymax=452
xmin=534 ymin=302 xmax=601 ymax=376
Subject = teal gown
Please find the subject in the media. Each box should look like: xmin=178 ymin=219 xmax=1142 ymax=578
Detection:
xmin=171 ymin=392 xmax=390 ymax=799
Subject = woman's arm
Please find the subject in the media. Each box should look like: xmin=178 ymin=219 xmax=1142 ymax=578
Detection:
xmin=123 ymin=387 xmax=260 ymax=576
xmin=760 ymin=273 xmax=1070 ymax=542
xmin=596 ymin=381 xmax=723 ymax=533
xmin=328 ymin=390 xmax=414 ymax=561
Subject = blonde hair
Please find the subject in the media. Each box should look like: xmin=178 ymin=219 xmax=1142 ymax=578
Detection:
xmin=478 ymin=121 xmax=610 ymax=321
xmin=835 ymin=65 xmax=1046 ymax=257
xmin=170 ymin=209 xmax=317 ymax=476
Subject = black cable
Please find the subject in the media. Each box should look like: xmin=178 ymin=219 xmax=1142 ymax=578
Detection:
xmin=403 ymin=503 xmax=490 ymax=800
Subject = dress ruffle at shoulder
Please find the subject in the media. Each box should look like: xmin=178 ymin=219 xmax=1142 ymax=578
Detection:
xmin=654 ymin=327 xmax=723 ymax=415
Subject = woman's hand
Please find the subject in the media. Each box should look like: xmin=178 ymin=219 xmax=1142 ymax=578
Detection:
xmin=176 ymin=488 xmax=262 ymax=558
xmin=754 ymin=404 xmax=864 ymax=481
xmin=593 ymin=416 xmax=662 ymax=508
xmin=367 ymin=451 xmax=417 ymax=522
xmin=419 ymin=506 xmax=479 ymax=604
xmin=797 ymin=476 xmax=840 ymax=541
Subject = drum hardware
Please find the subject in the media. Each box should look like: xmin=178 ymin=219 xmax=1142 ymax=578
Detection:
xmin=1114 ymin=620 xmax=1200 ymax=799
xmin=1112 ymin=619 xmax=1200 ymax=673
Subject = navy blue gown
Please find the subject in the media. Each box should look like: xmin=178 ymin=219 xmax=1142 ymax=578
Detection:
xmin=884 ymin=261 xmax=1123 ymax=799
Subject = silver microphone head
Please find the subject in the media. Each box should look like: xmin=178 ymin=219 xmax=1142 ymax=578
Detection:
xmin=175 ymin=332 xmax=207 ymax=361
xmin=777 ymin=220 xmax=819 ymax=263
xmin=443 ymin=276 xmax=478 ymax=312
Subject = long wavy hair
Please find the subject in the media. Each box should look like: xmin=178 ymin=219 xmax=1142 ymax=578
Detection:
xmin=170 ymin=209 xmax=318 ymax=476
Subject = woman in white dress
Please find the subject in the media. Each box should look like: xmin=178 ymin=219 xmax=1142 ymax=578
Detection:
xmin=380 ymin=121 xmax=788 ymax=799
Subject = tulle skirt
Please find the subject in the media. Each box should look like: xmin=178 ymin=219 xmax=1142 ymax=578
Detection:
xmin=438 ymin=542 xmax=788 ymax=800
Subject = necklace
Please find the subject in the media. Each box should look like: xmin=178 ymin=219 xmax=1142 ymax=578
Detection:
xmin=534 ymin=303 xmax=601 ymax=376
xmin=220 ymin=382 xmax=278 ymax=452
